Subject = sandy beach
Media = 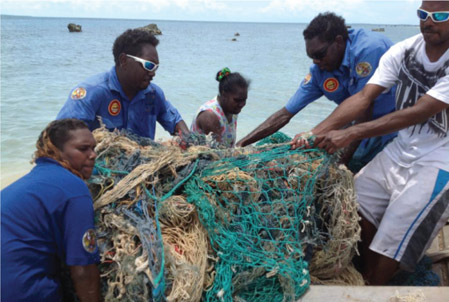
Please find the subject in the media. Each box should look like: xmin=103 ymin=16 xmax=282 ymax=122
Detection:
xmin=1 ymin=172 xmax=27 ymax=189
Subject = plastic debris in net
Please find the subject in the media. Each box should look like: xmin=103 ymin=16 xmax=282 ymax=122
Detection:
xmin=87 ymin=128 xmax=362 ymax=301
xmin=185 ymin=144 xmax=331 ymax=301
xmin=122 ymin=196 xmax=165 ymax=302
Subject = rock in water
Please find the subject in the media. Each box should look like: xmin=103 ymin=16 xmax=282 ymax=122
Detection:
xmin=67 ymin=23 xmax=82 ymax=32
xmin=137 ymin=23 xmax=162 ymax=35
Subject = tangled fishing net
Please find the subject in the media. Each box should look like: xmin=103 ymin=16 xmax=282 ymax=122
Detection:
xmin=85 ymin=128 xmax=362 ymax=301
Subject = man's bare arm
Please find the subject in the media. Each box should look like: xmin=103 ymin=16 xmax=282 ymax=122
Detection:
xmin=237 ymin=107 xmax=294 ymax=147
xmin=174 ymin=120 xmax=190 ymax=137
xmin=315 ymin=94 xmax=449 ymax=154
xmin=291 ymin=84 xmax=384 ymax=149
xmin=313 ymin=84 xmax=384 ymax=135
xmin=70 ymin=264 xmax=101 ymax=302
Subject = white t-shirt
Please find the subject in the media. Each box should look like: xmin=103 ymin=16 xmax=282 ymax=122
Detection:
xmin=368 ymin=34 xmax=449 ymax=170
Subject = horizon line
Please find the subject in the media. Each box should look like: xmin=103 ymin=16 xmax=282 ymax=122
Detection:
xmin=1 ymin=14 xmax=418 ymax=27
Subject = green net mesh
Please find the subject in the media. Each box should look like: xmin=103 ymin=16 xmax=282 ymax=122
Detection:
xmin=255 ymin=132 xmax=293 ymax=146
xmin=185 ymin=145 xmax=330 ymax=301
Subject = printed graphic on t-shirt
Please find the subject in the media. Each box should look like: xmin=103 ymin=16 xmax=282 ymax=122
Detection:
xmin=396 ymin=48 xmax=449 ymax=137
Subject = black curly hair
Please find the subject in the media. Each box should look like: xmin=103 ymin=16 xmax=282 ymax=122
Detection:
xmin=112 ymin=29 xmax=160 ymax=65
xmin=216 ymin=68 xmax=251 ymax=96
xmin=303 ymin=12 xmax=348 ymax=43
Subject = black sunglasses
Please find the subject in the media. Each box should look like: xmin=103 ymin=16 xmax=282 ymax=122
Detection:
xmin=309 ymin=42 xmax=333 ymax=60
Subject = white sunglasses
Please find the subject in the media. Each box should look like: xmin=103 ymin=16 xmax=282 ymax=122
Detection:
xmin=417 ymin=8 xmax=449 ymax=23
xmin=126 ymin=54 xmax=159 ymax=72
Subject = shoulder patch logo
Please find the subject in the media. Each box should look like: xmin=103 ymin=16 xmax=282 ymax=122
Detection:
xmin=82 ymin=229 xmax=97 ymax=253
xmin=71 ymin=87 xmax=87 ymax=100
xmin=323 ymin=78 xmax=339 ymax=92
xmin=108 ymin=99 xmax=121 ymax=116
xmin=355 ymin=62 xmax=373 ymax=77
xmin=303 ymin=73 xmax=312 ymax=85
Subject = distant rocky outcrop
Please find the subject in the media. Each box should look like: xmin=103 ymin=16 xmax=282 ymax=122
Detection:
xmin=137 ymin=23 xmax=162 ymax=35
xmin=67 ymin=23 xmax=82 ymax=32
xmin=234 ymin=32 xmax=240 ymax=36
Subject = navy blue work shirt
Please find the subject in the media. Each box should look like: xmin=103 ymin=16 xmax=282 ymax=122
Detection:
xmin=1 ymin=158 xmax=99 ymax=302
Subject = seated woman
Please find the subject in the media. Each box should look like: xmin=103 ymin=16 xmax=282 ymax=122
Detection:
xmin=191 ymin=67 xmax=250 ymax=147
xmin=1 ymin=119 xmax=101 ymax=302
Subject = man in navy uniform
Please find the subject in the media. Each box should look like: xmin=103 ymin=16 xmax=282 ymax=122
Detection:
xmin=57 ymin=29 xmax=189 ymax=139
xmin=238 ymin=12 xmax=396 ymax=172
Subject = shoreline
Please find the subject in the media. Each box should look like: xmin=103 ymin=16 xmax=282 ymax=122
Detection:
xmin=1 ymin=166 xmax=30 ymax=189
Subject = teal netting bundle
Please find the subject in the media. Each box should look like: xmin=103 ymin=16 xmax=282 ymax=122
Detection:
xmin=388 ymin=256 xmax=440 ymax=286
xmin=84 ymin=127 xmax=361 ymax=302
xmin=185 ymin=145 xmax=331 ymax=301
xmin=255 ymin=132 xmax=293 ymax=146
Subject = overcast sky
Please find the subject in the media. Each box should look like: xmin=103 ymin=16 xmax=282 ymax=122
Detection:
xmin=1 ymin=0 xmax=423 ymax=25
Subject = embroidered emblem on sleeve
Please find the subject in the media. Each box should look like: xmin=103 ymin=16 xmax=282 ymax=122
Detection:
xmin=303 ymin=73 xmax=312 ymax=85
xmin=71 ymin=87 xmax=87 ymax=100
xmin=355 ymin=62 xmax=373 ymax=77
xmin=108 ymin=99 xmax=121 ymax=116
xmin=323 ymin=78 xmax=339 ymax=92
xmin=82 ymin=229 xmax=97 ymax=253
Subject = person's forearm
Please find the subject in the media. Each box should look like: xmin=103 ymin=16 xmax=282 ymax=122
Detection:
xmin=312 ymin=84 xmax=383 ymax=135
xmin=339 ymin=98 xmax=373 ymax=163
xmin=314 ymin=95 xmax=449 ymax=154
xmin=237 ymin=108 xmax=293 ymax=147
xmin=312 ymin=96 xmax=370 ymax=135
xmin=70 ymin=264 xmax=101 ymax=302
xmin=339 ymin=140 xmax=362 ymax=165
xmin=346 ymin=98 xmax=443 ymax=141
xmin=174 ymin=120 xmax=189 ymax=136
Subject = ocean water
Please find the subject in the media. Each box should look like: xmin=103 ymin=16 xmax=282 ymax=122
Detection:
xmin=0 ymin=15 xmax=420 ymax=185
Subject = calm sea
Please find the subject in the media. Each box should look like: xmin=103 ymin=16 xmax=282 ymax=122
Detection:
xmin=0 ymin=15 xmax=420 ymax=185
